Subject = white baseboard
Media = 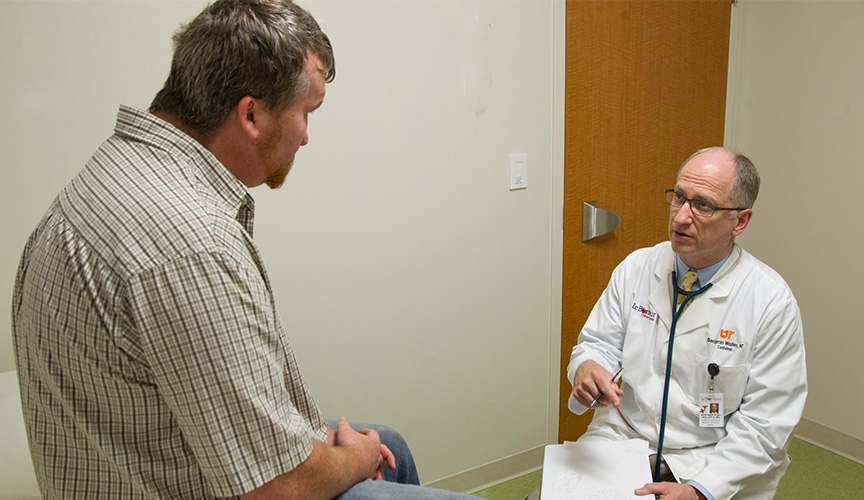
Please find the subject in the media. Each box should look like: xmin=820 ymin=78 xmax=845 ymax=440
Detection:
xmin=423 ymin=445 xmax=545 ymax=494
xmin=795 ymin=417 xmax=864 ymax=466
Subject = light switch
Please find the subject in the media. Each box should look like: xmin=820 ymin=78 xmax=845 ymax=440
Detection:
xmin=509 ymin=153 xmax=527 ymax=190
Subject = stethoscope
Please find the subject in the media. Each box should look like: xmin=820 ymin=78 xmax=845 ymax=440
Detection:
xmin=653 ymin=271 xmax=713 ymax=482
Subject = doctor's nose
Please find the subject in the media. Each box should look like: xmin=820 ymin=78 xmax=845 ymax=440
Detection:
xmin=672 ymin=201 xmax=694 ymax=223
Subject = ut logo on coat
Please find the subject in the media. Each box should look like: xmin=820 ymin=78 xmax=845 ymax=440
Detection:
xmin=720 ymin=329 xmax=735 ymax=339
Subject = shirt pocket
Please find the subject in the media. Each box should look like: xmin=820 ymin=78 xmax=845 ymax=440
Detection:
xmin=689 ymin=353 xmax=748 ymax=415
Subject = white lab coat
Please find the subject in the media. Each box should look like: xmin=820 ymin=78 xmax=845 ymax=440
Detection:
xmin=567 ymin=242 xmax=807 ymax=500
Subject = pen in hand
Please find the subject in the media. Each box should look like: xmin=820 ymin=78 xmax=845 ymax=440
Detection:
xmin=589 ymin=367 xmax=624 ymax=408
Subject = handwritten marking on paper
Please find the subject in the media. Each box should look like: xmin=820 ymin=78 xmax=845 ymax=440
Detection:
xmin=553 ymin=471 xmax=582 ymax=497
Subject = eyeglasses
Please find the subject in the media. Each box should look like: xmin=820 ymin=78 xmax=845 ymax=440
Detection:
xmin=664 ymin=189 xmax=747 ymax=218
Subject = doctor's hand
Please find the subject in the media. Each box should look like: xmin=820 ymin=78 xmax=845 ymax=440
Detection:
xmin=635 ymin=482 xmax=706 ymax=500
xmin=572 ymin=360 xmax=623 ymax=409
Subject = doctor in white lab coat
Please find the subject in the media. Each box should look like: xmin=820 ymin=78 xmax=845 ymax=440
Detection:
xmin=567 ymin=148 xmax=807 ymax=500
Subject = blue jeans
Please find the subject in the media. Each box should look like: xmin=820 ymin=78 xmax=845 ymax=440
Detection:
xmin=327 ymin=420 xmax=478 ymax=500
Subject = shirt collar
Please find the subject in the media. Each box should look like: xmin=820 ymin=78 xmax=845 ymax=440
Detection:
xmin=114 ymin=105 xmax=254 ymax=233
xmin=675 ymin=246 xmax=734 ymax=288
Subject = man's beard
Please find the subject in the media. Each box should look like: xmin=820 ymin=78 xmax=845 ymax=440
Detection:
xmin=256 ymin=118 xmax=292 ymax=189
xmin=264 ymin=162 xmax=292 ymax=189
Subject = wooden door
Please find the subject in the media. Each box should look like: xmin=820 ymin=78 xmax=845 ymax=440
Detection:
xmin=559 ymin=0 xmax=732 ymax=442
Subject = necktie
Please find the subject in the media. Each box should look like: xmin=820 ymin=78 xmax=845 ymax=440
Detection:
xmin=676 ymin=269 xmax=699 ymax=310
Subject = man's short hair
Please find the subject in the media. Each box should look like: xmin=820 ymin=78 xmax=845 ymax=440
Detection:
xmin=729 ymin=151 xmax=760 ymax=209
xmin=150 ymin=0 xmax=335 ymax=136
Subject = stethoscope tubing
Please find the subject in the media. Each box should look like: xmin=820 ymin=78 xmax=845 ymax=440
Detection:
xmin=653 ymin=274 xmax=713 ymax=482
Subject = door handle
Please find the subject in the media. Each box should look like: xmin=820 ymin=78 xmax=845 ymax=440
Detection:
xmin=582 ymin=201 xmax=621 ymax=242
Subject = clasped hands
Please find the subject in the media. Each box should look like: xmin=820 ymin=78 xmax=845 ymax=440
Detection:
xmin=327 ymin=418 xmax=396 ymax=480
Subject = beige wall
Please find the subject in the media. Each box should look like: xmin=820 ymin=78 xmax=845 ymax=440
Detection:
xmin=0 ymin=0 xmax=561 ymax=488
xmin=726 ymin=0 xmax=864 ymax=460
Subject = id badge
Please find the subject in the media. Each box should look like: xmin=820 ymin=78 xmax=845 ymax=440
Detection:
xmin=699 ymin=393 xmax=724 ymax=428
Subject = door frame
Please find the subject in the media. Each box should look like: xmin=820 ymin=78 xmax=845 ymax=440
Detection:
xmin=547 ymin=0 xmax=567 ymax=446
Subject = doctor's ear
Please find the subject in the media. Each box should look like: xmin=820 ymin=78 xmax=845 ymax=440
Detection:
xmin=732 ymin=209 xmax=752 ymax=237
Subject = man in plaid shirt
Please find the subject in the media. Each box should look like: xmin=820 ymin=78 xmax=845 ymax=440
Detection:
xmin=12 ymin=1 xmax=476 ymax=499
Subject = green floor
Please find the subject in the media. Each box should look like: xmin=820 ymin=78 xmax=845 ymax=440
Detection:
xmin=472 ymin=438 xmax=864 ymax=499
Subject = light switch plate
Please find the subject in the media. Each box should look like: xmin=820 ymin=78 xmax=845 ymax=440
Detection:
xmin=509 ymin=153 xmax=527 ymax=190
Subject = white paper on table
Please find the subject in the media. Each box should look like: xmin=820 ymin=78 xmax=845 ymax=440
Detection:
xmin=540 ymin=439 xmax=652 ymax=500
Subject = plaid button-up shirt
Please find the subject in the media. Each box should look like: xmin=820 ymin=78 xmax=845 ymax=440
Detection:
xmin=12 ymin=106 xmax=326 ymax=499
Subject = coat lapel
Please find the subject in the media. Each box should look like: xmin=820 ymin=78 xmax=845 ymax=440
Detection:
xmin=651 ymin=245 xmax=742 ymax=339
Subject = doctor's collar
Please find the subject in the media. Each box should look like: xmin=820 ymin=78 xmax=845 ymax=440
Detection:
xmin=675 ymin=247 xmax=733 ymax=287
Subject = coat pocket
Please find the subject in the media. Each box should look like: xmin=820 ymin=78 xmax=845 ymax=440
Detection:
xmin=689 ymin=353 xmax=748 ymax=414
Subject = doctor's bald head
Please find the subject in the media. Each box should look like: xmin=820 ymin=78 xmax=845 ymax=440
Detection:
xmin=679 ymin=147 xmax=760 ymax=210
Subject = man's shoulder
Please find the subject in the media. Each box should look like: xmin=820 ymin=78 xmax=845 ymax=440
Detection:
xmin=734 ymin=247 xmax=796 ymax=296
xmin=620 ymin=241 xmax=672 ymax=267
xmin=57 ymin=134 xmax=237 ymax=278
xmin=605 ymin=242 xmax=672 ymax=284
